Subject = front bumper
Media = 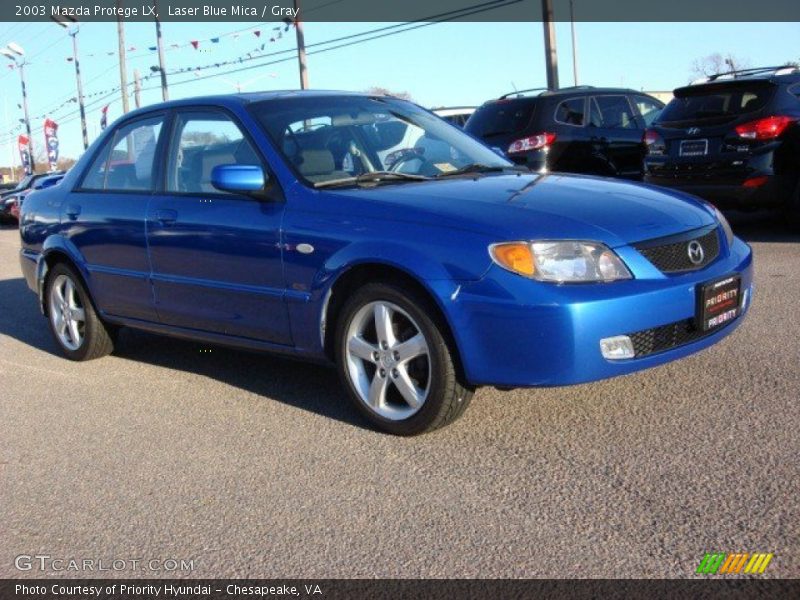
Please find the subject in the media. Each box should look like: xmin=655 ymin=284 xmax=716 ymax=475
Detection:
xmin=435 ymin=234 xmax=753 ymax=388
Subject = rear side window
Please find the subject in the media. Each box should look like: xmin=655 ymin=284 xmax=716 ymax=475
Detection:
xmin=658 ymin=84 xmax=775 ymax=124
xmin=81 ymin=116 xmax=163 ymax=191
xmin=631 ymin=95 xmax=664 ymax=126
xmin=465 ymin=101 xmax=536 ymax=137
xmin=591 ymin=96 xmax=638 ymax=129
xmin=554 ymin=97 xmax=586 ymax=126
xmin=166 ymin=112 xmax=260 ymax=194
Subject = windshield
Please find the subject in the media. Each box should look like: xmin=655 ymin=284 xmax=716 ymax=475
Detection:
xmin=657 ymin=83 xmax=774 ymax=125
xmin=464 ymin=100 xmax=537 ymax=138
xmin=250 ymin=95 xmax=512 ymax=187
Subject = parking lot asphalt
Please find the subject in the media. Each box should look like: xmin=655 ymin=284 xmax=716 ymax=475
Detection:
xmin=0 ymin=213 xmax=798 ymax=579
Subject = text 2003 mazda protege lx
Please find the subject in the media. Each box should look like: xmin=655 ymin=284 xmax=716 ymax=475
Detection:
xmin=19 ymin=92 xmax=753 ymax=435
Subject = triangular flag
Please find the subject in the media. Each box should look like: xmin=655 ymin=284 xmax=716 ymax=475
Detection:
xmin=254 ymin=30 xmax=261 ymax=37
xmin=190 ymin=40 xmax=199 ymax=49
xmin=211 ymin=37 xmax=220 ymax=43
xmin=148 ymin=46 xmax=157 ymax=51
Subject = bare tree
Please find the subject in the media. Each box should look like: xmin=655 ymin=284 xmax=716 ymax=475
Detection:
xmin=364 ymin=86 xmax=414 ymax=101
xmin=690 ymin=53 xmax=750 ymax=80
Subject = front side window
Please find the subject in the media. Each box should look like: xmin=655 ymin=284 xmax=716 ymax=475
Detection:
xmin=81 ymin=116 xmax=163 ymax=191
xmin=251 ymin=96 xmax=512 ymax=186
xmin=592 ymin=96 xmax=637 ymax=129
xmin=554 ymin=97 xmax=586 ymax=126
xmin=166 ymin=112 xmax=261 ymax=194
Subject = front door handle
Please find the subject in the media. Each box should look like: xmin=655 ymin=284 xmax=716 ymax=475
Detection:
xmin=155 ymin=209 xmax=178 ymax=226
xmin=65 ymin=204 xmax=81 ymax=220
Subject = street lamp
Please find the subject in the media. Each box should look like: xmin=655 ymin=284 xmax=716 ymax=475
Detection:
xmin=52 ymin=15 xmax=88 ymax=150
xmin=1 ymin=42 xmax=35 ymax=172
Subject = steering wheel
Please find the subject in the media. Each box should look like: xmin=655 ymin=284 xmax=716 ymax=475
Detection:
xmin=389 ymin=150 xmax=427 ymax=173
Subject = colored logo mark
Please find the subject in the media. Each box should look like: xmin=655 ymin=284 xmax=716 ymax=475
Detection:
xmin=696 ymin=552 xmax=774 ymax=574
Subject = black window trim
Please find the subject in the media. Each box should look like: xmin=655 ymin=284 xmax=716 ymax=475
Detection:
xmin=75 ymin=110 xmax=169 ymax=195
xmin=552 ymin=96 xmax=588 ymax=128
xmin=159 ymin=104 xmax=284 ymax=202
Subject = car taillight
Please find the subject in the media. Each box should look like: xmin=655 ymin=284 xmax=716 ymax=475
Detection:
xmin=734 ymin=115 xmax=795 ymax=140
xmin=507 ymin=132 xmax=556 ymax=154
xmin=643 ymin=128 xmax=666 ymax=155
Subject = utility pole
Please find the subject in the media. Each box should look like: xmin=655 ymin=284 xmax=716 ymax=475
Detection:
xmin=541 ymin=0 xmax=559 ymax=90
xmin=569 ymin=0 xmax=579 ymax=85
xmin=70 ymin=29 xmax=89 ymax=149
xmin=133 ymin=68 xmax=142 ymax=108
xmin=1 ymin=43 xmax=35 ymax=172
xmin=117 ymin=1 xmax=130 ymax=113
xmin=154 ymin=1 xmax=169 ymax=101
xmin=293 ymin=0 xmax=309 ymax=89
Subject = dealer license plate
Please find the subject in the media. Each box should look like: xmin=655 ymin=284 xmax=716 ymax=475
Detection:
xmin=698 ymin=275 xmax=741 ymax=332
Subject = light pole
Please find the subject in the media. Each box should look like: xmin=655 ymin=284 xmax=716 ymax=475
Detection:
xmin=52 ymin=16 xmax=88 ymax=150
xmin=1 ymin=42 xmax=34 ymax=172
xmin=117 ymin=0 xmax=130 ymax=113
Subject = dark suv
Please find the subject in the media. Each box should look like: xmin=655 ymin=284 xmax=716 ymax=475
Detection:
xmin=643 ymin=67 xmax=800 ymax=220
xmin=465 ymin=86 xmax=664 ymax=179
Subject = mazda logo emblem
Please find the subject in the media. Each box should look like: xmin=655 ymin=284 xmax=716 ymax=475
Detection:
xmin=686 ymin=127 xmax=701 ymax=135
xmin=687 ymin=240 xmax=705 ymax=265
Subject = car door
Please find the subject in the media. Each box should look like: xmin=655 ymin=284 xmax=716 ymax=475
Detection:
xmin=146 ymin=108 xmax=291 ymax=345
xmin=63 ymin=112 xmax=166 ymax=321
xmin=588 ymin=95 xmax=644 ymax=178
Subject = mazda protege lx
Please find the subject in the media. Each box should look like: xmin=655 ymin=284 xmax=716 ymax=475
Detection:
xmin=18 ymin=91 xmax=753 ymax=435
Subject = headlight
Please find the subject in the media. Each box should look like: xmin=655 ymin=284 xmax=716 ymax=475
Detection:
xmin=489 ymin=241 xmax=632 ymax=283
xmin=713 ymin=207 xmax=734 ymax=247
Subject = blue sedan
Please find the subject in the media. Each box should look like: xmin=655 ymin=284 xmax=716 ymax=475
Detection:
xmin=18 ymin=91 xmax=753 ymax=435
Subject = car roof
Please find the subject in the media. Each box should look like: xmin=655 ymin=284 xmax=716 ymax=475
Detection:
xmin=118 ymin=89 xmax=393 ymax=120
xmin=488 ymin=86 xmax=649 ymax=104
xmin=683 ymin=66 xmax=800 ymax=90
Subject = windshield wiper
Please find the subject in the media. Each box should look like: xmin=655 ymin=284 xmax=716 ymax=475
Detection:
xmin=435 ymin=163 xmax=526 ymax=178
xmin=314 ymin=171 xmax=431 ymax=189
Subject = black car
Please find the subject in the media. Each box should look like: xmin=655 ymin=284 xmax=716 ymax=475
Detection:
xmin=644 ymin=66 xmax=800 ymax=222
xmin=465 ymin=86 xmax=664 ymax=179
xmin=0 ymin=171 xmax=65 ymax=223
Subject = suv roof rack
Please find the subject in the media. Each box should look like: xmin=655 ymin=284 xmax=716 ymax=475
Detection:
xmin=693 ymin=65 xmax=800 ymax=84
xmin=499 ymin=88 xmax=549 ymax=99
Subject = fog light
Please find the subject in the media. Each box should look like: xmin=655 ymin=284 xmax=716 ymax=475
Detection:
xmin=600 ymin=335 xmax=635 ymax=360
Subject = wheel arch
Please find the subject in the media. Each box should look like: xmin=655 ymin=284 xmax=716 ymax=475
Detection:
xmin=36 ymin=238 xmax=91 ymax=313
xmin=321 ymin=262 xmax=467 ymax=380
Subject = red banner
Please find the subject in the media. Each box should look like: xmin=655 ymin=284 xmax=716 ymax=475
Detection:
xmin=44 ymin=118 xmax=59 ymax=172
xmin=18 ymin=134 xmax=31 ymax=176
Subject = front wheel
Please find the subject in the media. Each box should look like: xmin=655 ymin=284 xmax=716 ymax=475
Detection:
xmin=45 ymin=263 xmax=115 ymax=361
xmin=335 ymin=282 xmax=474 ymax=435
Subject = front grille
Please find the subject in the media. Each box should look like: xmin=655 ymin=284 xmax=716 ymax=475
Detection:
xmin=635 ymin=228 xmax=719 ymax=273
xmin=628 ymin=319 xmax=706 ymax=357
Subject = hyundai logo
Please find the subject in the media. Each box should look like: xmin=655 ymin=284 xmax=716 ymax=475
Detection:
xmin=687 ymin=240 xmax=705 ymax=265
xmin=687 ymin=127 xmax=701 ymax=135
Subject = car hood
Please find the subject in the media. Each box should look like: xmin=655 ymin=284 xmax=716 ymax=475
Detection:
xmin=324 ymin=172 xmax=716 ymax=247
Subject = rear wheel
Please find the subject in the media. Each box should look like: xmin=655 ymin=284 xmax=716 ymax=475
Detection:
xmin=335 ymin=282 xmax=473 ymax=435
xmin=45 ymin=263 xmax=115 ymax=361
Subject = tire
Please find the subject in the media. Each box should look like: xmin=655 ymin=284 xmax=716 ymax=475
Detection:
xmin=44 ymin=262 xmax=115 ymax=361
xmin=334 ymin=282 xmax=474 ymax=435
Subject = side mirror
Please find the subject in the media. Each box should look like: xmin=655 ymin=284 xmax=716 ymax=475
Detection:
xmin=210 ymin=164 xmax=266 ymax=195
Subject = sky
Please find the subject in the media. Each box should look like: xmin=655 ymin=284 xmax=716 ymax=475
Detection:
xmin=0 ymin=19 xmax=798 ymax=166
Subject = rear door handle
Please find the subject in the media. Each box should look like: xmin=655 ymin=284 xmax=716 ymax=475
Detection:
xmin=65 ymin=204 xmax=81 ymax=220
xmin=155 ymin=209 xmax=178 ymax=226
